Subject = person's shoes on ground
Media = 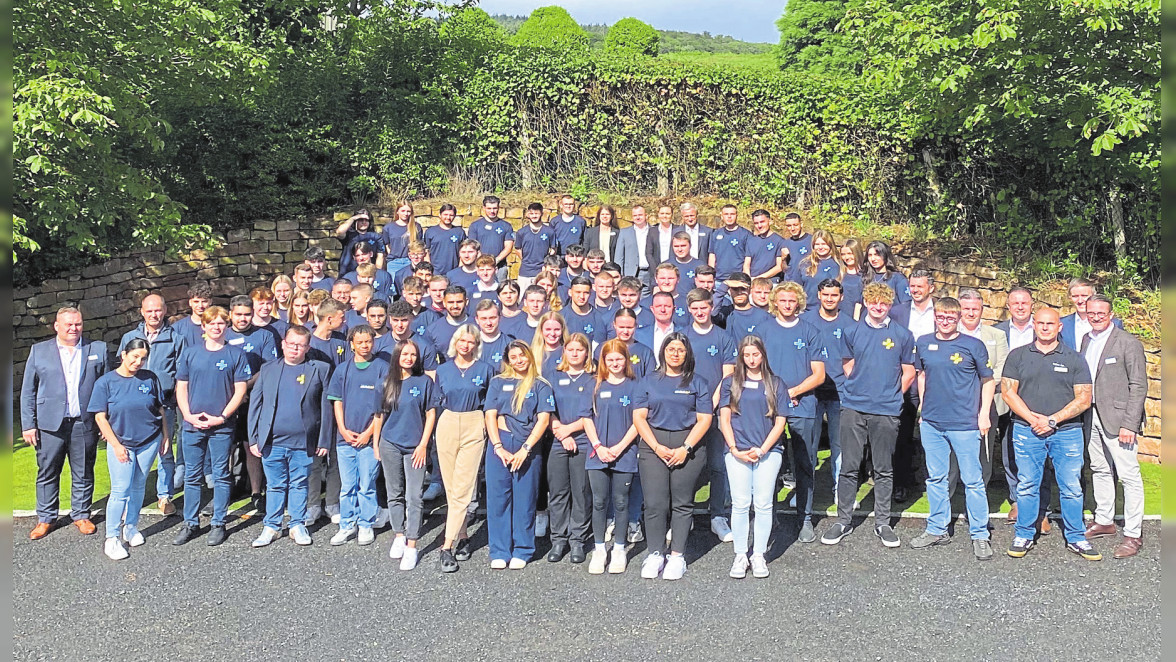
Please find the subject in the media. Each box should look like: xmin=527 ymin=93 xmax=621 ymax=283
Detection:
xmin=797 ymin=520 xmax=816 ymax=544
xmin=290 ymin=525 xmax=312 ymax=546
xmin=1084 ymin=522 xmax=1117 ymax=539
xmin=640 ymin=552 xmax=665 ymax=579
xmin=252 ymin=526 xmax=281 ymax=548
xmin=909 ymin=531 xmax=950 ymax=549
xmin=821 ymin=523 xmax=853 ymax=545
xmin=1114 ymin=536 xmax=1142 ymax=559
xmin=661 ymin=554 xmax=686 ymax=580
xmin=173 ymin=524 xmax=196 ymax=545
xmin=330 ymin=527 xmax=356 ymax=546
xmin=399 ymin=546 xmax=418 ymax=570
xmin=104 ymin=537 xmax=129 ymax=560
xmin=73 ymin=519 xmax=96 ymax=535
xmin=1007 ymin=536 xmax=1035 ymax=558
xmin=972 ymin=538 xmax=993 ymax=561
xmin=710 ymin=516 xmax=734 ymax=543
xmin=729 ymin=553 xmax=749 ymax=579
xmin=206 ymin=525 xmax=227 ymax=546
xmin=29 ymin=522 xmax=52 ymax=540
xmin=1067 ymin=540 xmax=1103 ymax=561
xmin=750 ymin=554 xmax=769 ymax=579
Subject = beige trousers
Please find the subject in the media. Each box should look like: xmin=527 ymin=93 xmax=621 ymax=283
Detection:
xmin=435 ymin=410 xmax=487 ymax=545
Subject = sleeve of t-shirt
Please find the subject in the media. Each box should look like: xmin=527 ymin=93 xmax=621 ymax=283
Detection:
xmin=721 ymin=331 xmax=737 ymax=365
xmin=975 ymin=342 xmax=993 ymax=380
xmin=900 ymin=332 xmax=916 ymax=366
xmin=503 ymin=224 xmax=516 ymax=242
xmin=772 ymin=376 xmax=790 ymax=413
xmin=807 ymin=326 xmax=825 ymax=363
xmin=425 ymin=376 xmax=441 ymax=411
xmin=694 ymin=377 xmax=715 ymax=415
xmin=326 ymin=366 xmax=345 ymax=401
xmin=1002 ymin=348 xmax=1022 ymax=382
xmin=537 ymin=380 xmax=556 ymax=414
xmin=233 ymin=350 xmax=252 ymax=382
xmin=484 ymin=377 xmax=503 ymax=412
xmin=261 ymin=332 xmax=279 ymax=362
xmin=717 ymin=377 xmax=732 ymax=409
xmin=841 ymin=324 xmax=858 ymax=358
xmin=1071 ymin=354 xmax=1093 ymax=385
xmin=911 ymin=339 xmax=925 ymax=372
xmin=176 ymin=349 xmax=191 ymax=382
xmin=86 ymin=377 xmax=110 ymax=415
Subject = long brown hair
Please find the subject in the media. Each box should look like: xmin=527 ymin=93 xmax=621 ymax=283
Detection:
xmin=395 ymin=201 xmax=420 ymax=243
xmin=501 ymin=340 xmax=542 ymax=414
xmin=728 ymin=335 xmax=781 ymax=419
xmin=803 ymin=229 xmax=845 ymax=279
xmin=594 ymin=338 xmax=633 ymax=416
xmin=557 ymin=333 xmax=595 ymax=373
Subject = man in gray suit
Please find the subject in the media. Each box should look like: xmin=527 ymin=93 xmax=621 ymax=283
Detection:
xmin=614 ymin=205 xmax=656 ymax=293
xmin=1080 ymin=294 xmax=1148 ymax=558
xmin=21 ymin=306 xmax=109 ymax=539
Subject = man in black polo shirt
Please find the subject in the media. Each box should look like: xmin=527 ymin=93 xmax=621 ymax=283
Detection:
xmin=1001 ymin=308 xmax=1096 ymax=560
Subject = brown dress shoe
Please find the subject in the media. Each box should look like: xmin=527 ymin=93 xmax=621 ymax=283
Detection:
xmin=158 ymin=497 xmax=177 ymax=516
xmin=29 ymin=522 xmax=52 ymax=540
xmin=1006 ymin=503 xmax=1017 ymax=524
xmin=1084 ymin=522 xmax=1118 ymax=539
xmin=1113 ymin=536 xmax=1143 ymax=559
xmin=1038 ymin=515 xmax=1051 ymax=536
xmin=73 ymin=519 xmax=97 ymax=535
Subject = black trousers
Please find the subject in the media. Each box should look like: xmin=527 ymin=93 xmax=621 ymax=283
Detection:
xmin=638 ymin=427 xmax=705 ymax=556
xmin=894 ymin=389 xmax=920 ymax=488
xmin=546 ymin=442 xmax=591 ymax=545
xmin=836 ymin=408 xmax=900 ymax=526
xmin=588 ymin=469 xmax=633 ymax=545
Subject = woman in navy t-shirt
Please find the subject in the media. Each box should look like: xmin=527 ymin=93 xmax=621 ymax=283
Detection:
xmin=718 ymin=336 xmax=789 ymax=579
xmin=632 ymin=332 xmax=714 ymax=581
xmin=530 ymin=311 xmax=567 ymax=382
xmin=89 ymin=338 xmax=170 ymax=559
xmin=583 ymin=339 xmax=646 ymax=575
xmin=374 ymin=339 xmax=438 ymax=571
xmin=545 ymin=333 xmax=596 ymax=565
xmin=839 ymin=238 xmax=866 ymax=319
xmin=483 ymin=341 xmax=555 ymax=569
xmin=381 ymin=202 xmax=419 ymax=276
xmin=865 ymin=240 xmax=910 ymax=305
xmin=798 ymin=230 xmax=844 ymax=312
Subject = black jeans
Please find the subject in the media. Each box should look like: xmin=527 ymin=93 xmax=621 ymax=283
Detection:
xmin=894 ymin=389 xmax=920 ymax=489
xmin=546 ymin=442 xmax=591 ymax=545
xmin=588 ymin=469 xmax=634 ymax=545
xmin=836 ymin=408 xmax=900 ymax=527
xmin=639 ymin=427 xmax=705 ymax=556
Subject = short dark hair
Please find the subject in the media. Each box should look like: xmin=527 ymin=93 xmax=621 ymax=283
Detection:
xmin=352 ymin=242 xmax=375 ymax=257
xmin=482 ymin=195 xmax=500 ymax=206
xmin=303 ymin=245 xmax=326 ymax=261
xmin=566 ymin=244 xmax=586 ymax=258
xmin=784 ymin=212 xmax=801 ymax=221
xmin=414 ymin=261 xmax=434 ymax=275
xmin=187 ymin=281 xmax=212 ymax=300
xmin=366 ymin=298 xmax=389 ymax=314
xmin=229 ymin=295 xmax=253 ymax=310
xmin=347 ymin=324 xmax=375 ymax=342
xmin=751 ymin=209 xmax=771 ymax=220
xmin=1087 ymin=293 xmax=1114 ymax=309
xmin=387 ymin=300 xmax=414 ymax=318
xmin=695 ymin=264 xmax=716 ymax=277
xmin=527 ymin=202 xmax=544 ymax=213
xmin=285 ymin=324 xmax=311 ymax=342
xmin=570 ymin=276 xmax=593 ymax=289
xmin=817 ymin=278 xmax=843 ymax=293
xmin=443 ymin=285 xmax=468 ymax=299
xmin=909 ymin=268 xmax=933 ymax=284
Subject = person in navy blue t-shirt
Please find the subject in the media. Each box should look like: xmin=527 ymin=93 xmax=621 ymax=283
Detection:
xmin=174 ymin=306 xmax=251 ymax=546
xmin=424 ymin=286 xmax=472 ymax=362
xmin=718 ymin=336 xmax=789 ymax=579
xmin=744 ymin=210 xmax=786 ymax=282
xmin=484 ymin=341 xmax=556 ymax=568
xmin=556 ymin=245 xmax=591 ymax=301
xmin=335 ymin=209 xmax=384 ymax=276
xmin=797 ymin=230 xmax=844 ymax=312
xmin=465 ymin=196 xmax=515 ymax=282
xmin=380 ymin=202 xmax=420 ymax=276
xmin=708 ymin=205 xmax=750 ymax=292
xmin=423 ymin=203 xmax=466 ymax=274
xmin=544 ymin=334 xmax=597 ymax=565
xmin=865 ymin=240 xmax=911 ymax=305
xmin=468 ymin=255 xmax=501 ymax=304
xmin=669 ymin=232 xmax=706 ymax=298
xmin=779 ymin=212 xmax=813 ymax=282
xmin=551 ymin=194 xmax=588 ymax=253
xmin=172 ymin=281 xmax=212 ymax=350
xmin=514 ymin=202 xmax=557 ymax=292
xmin=716 ymin=273 xmax=773 ymax=341
xmin=225 ymin=295 xmax=282 ymax=510
xmin=473 ymin=300 xmax=511 ymax=370
xmin=445 ymin=239 xmax=482 ymax=293
xmin=822 ymin=282 xmax=916 ymax=548
xmin=89 ymin=339 xmax=170 ymax=559
xmin=604 ymin=309 xmax=657 ymax=379
xmin=563 ymin=277 xmax=607 ymax=347
xmin=802 ymin=278 xmax=852 ymax=497
xmin=532 ymin=312 xmax=568 ymax=381
xmin=374 ymin=339 xmax=439 ymax=570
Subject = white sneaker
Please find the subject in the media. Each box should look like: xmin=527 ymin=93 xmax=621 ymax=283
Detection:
xmin=389 ymin=535 xmax=407 ymax=559
xmin=204 ymin=475 xmax=214 ymax=489
xmin=357 ymin=527 xmax=375 ymax=546
xmin=374 ymin=507 xmax=390 ymax=529
xmin=330 ymin=527 xmax=356 ymax=546
xmin=490 ymin=559 xmax=508 ymax=570
xmin=604 ymin=518 xmax=615 ymax=542
xmin=422 ymin=482 xmax=444 ymax=501
xmin=662 ymin=554 xmax=687 ymax=580
xmin=588 ymin=549 xmax=607 ymax=575
xmin=252 ymin=526 xmax=282 ymax=548
xmin=305 ymin=504 xmax=322 ymax=524
xmin=326 ymin=504 xmax=341 ymax=524
xmin=399 ymin=547 xmax=418 ymax=570
xmin=508 ymin=557 xmax=527 ymax=570
xmin=627 ymin=521 xmax=645 ymax=543
xmin=535 ymin=511 xmax=549 ymax=537
xmin=608 ymin=546 xmax=628 ymax=574
xmin=122 ymin=527 xmax=145 ymax=547
xmin=104 ymin=537 xmax=129 ymax=560
xmin=729 ymin=553 xmax=749 ymax=579
xmin=640 ymin=552 xmax=665 ymax=579
xmin=289 ymin=525 xmax=312 ymax=546
xmin=788 ymin=494 xmax=797 ymax=508
xmin=711 ymin=516 xmax=734 ymax=543
xmin=750 ymin=553 xmax=770 ymax=578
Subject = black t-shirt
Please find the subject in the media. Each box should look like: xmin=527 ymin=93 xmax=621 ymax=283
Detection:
xmin=1003 ymin=341 xmax=1092 ymax=430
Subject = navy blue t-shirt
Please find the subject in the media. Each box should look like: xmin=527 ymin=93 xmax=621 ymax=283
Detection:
xmin=308 ymin=332 xmax=349 ymax=369
xmin=841 ymin=273 xmax=863 ymax=316
xmin=640 ymin=372 xmax=714 ymax=431
xmin=595 ymin=341 xmax=656 ymax=379
xmin=466 ymin=217 xmax=515 ymax=262
xmin=380 ymin=374 xmax=439 ymax=452
xmin=683 ymin=325 xmax=737 ymax=393
xmin=172 ymin=316 xmax=205 ymax=350
xmin=340 ymin=229 xmax=384 ymax=276
xmin=500 ymin=314 xmax=540 ymax=343
xmin=840 ymin=319 xmax=916 ymax=416
xmin=799 ymin=257 xmax=843 ymax=311
xmin=381 ymin=222 xmax=414 ymax=261
xmin=412 ymin=308 xmax=441 ymax=338
xmin=746 ymin=231 xmax=785 ymax=279
xmin=271 ymin=362 xmax=316 ymax=449
xmin=309 ymin=276 xmax=336 ymax=293
xmin=552 ymin=214 xmax=588 ymax=252
xmin=870 ymin=270 xmax=911 ymax=304
xmin=539 ymin=346 xmax=564 ymax=381
xmin=589 ymin=377 xmax=646 ymax=473
xmin=802 ymin=309 xmax=851 ymax=399
xmin=670 ymin=258 xmax=706 ymax=297
xmin=445 ymin=266 xmax=480 ymax=293
xmin=425 ymin=316 xmax=471 ymax=361
xmin=423 ymin=225 xmax=466 ymax=274
xmin=469 ymin=284 xmax=500 ymax=306
xmin=760 ymin=317 xmax=824 ymax=419
xmin=722 ymin=306 xmax=774 ymax=343
xmin=435 ymin=359 xmax=494 ymax=412
xmin=176 ymin=344 xmax=252 ymax=432
xmin=718 ymin=375 xmax=789 ymax=453
xmin=342 ymin=269 xmax=396 ymax=299
xmin=563 ymin=306 xmax=607 ymax=346
xmin=88 ymin=370 xmax=165 ymax=447
xmin=709 ymin=226 xmax=751 ymax=279
xmin=780 ymin=233 xmax=812 ymax=280
xmin=225 ymin=325 xmax=280 ymax=374
xmin=551 ymin=370 xmax=596 ymax=454
xmin=486 ymin=376 xmax=556 ymax=450
xmin=514 ymin=224 xmax=556 ymax=278
xmin=914 ymin=333 xmax=994 ymax=430
xmin=326 ymin=357 xmax=390 ymax=441
xmin=479 ymin=333 xmax=512 ymax=371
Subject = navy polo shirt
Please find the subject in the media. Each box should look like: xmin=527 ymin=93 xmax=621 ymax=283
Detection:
xmin=423 ymin=225 xmax=466 ymax=273
xmin=466 ymin=217 xmax=515 ymax=263
xmin=802 ymin=309 xmax=851 ymax=399
xmin=435 ymin=359 xmax=494 ymax=412
xmin=485 ymin=376 xmax=556 ymax=450
xmin=760 ymin=317 xmax=825 ymax=419
xmin=380 ymin=374 xmax=439 ymax=452
xmin=271 ymin=362 xmax=315 ymax=449
xmin=176 ymin=344 xmax=251 ymax=432
xmin=780 ymin=233 xmax=812 ymax=279
xmin=589 ymin=377 xmax=645 ymax=473
xmin=326 ymin=357 xmax=390 ymax=440
xmin=723 ymin=306 xmax=774 ymax=343
xmin=840 ymin=318 xmax=916 ymax=416
xmin=564 ymin=306 xmax=607 ymax=346
xmin=683 ymin=325 xmax=737 ymax=393
xmin=551 ymin=370 xmax=597 ymax=454
xmin=88 ymin=370 xmax=165 ymax=447
xmin=914 ymin=333 xmax=994 ymax=431
xmin=709 ymin=226 xmax=751 ymax=279
xmin=718 ymin=375 xmax=789 ymax=453
xmin=746 ymin=231 xmax=785 ymax=278
xmin=552 ymin=214 xmax=588 ymax=252
xmin=1003 ymin=341 xmax=1092 ymax=430
xmin=640 ymin=372 xmax=714 ymax=431
xmin=514 ymin=224 xmax=556 ymax=277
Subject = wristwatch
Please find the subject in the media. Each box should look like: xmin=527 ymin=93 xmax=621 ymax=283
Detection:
xmin=1047 ymin=417 xmax=1058 ymax=430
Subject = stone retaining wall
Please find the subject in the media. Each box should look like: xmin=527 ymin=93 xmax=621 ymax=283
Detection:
xmin=13 ymin=203 xmax=1160 ymax=460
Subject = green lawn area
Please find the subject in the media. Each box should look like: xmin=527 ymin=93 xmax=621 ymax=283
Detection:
xmin=662 ymin=51 xmax=779 ymax=73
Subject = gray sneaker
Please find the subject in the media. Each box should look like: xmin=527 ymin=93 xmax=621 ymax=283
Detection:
xmin=820 ymin=522 xmax=853 ymax=545
xmin=909 ymin=531 xmax=951 ymax=549
xmin=972 ymin=538 xmax=993 ymax=561
xmin=874 ymin=524 xmax=900 ymax=548
xmin=797 ymin=520 xmax=817 ymax=544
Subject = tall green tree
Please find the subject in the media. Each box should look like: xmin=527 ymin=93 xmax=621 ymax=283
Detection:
xmin=511 ymin=6 xmax=590 ymax=51
xmin=775 ymin=0 xmax=864 ymax=75
xmin=604 ymin=17 xmax=659 ymax=56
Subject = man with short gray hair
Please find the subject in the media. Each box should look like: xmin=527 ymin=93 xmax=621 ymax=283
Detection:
xmin=674 ymin=202 xmax=710 ymax=260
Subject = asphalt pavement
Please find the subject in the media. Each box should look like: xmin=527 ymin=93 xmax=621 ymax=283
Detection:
xmin=13 ymin=511 xmax=1159 ymax=661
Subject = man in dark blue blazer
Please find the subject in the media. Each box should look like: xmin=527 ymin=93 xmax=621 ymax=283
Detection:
xmin=674 ymin=202 xmax=711 ymax=262
xmin=247 ymin=325 xmax=334 ymax=546
xmin=1058 ymin=278 xmax=1122 ymax=350
xmin=20 ymin=306 xmax=109 ymax=539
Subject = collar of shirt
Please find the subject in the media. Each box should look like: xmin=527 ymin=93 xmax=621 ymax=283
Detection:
xmin=865 ymin=316 xmax=891 ymax=329
xmin=959 ymin=323 xmax=982 ymax=339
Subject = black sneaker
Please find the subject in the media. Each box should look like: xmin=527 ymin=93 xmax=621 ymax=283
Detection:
xmin=875 ymin=525 xmax=901 ymax=548
xmin=569 ymin=542 xmax=587 ymax=564
xmin=439 ymin=549 xmax=459 ymax=573
xmin=1007 ymin=536 xmax=1035 ymax=558
xmin=893 ymin=486 xmax=909 ymax=503
xmin=820 ymin=522 xmax=853 ymax=545
xmin=207 ymin=525 xmax=227 ymax=546
xmin=1066 ymin=540 xmax=1103 ymax=561
xmin=173 ymin=524 xmax=196 ymax=545
xmin=250 ymin=493 xmax=265 ymax=513
xmin=453 ymin=537 xmax=472 ymax=561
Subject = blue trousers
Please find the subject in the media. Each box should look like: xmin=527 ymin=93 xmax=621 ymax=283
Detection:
xmin=261 ymin=445 xmax=314 ymax=530
xmin=336 ymin=443 xmax=380 ymax=530
xmin=106 ymin=439 xmax=161 ymax=538
xmin=34 ymin=418 xmax=98 ymax=523
xmin=1011 ymin=424 xmax=1085 ymax=544
xmin=182 ymin=427 xmax=234 ymax=527
xmin=921 ymin=423 xmax=989 ymax=539
xmin=485 ymin=431 xmax=541 ymax=562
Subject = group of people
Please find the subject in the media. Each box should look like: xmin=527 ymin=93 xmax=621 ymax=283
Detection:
xmin=20 ymin=195 xmax=1150 ymax=576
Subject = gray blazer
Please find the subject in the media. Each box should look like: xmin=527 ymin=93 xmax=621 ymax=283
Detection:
xmin=20 ymin=337 xmax=109 ymax=432
xmin=1080 ymin=326 xmax=1148 ymax=434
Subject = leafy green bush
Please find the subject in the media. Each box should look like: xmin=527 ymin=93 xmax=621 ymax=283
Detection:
xmin=775 ymin=0 xmax=864 ymax=75
xmin=604 ymin=18 xmax=659 ymax=57
xmin=511 ymin=6 xmax=589 ymax=52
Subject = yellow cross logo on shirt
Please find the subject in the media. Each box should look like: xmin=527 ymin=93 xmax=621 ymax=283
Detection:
xmin=297 ymin=374 xmax=306 ymax=384
xmin=336 ymin=345 xmax=344 ymax=356
xmin=630 ymin=355 xmax=641 ymax=364
xmin=950 ymin=353 xmax=963 ymax=364
xmin=882 ymin=338 xmax=895 ymax=349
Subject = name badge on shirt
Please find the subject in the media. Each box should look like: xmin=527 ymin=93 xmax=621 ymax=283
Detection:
xmin=502 ymin=384 xmax=515 ymax=392
xmin=927 ymin=344 xmax=939 ymax=351
xmin=1053 ymin=366 xmax=1068 ymax=373
xmin=228 ymin=337 xmax=244 ymax=345
xmin=674 ymin=389 xmax=692 ymax=395
xmin=1104 ymin=357 xmax=1117 ymax=364
xmin=88 ymin=354 xmax=99 ymax=360
xmin=743 ymin=381 xmax=760 ymax=389
xmin=558 ymin=378 xmax=571 ymax=386
xmin=600 ymin=391 xmax=613 ymax=399
xmin=986 ymin=339 xmax=997 ymax=346
xmin=360 ymin=384 xmax=375 ymax=390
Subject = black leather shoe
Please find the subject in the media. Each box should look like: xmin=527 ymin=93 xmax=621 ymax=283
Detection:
xmin=251 ymin=493 xmax=265 ymax=513
xmin=207 ymin=525 xmax=227 ymax=546
xmin=569 ymin=542 xmax=587 ymax=564
xmin=173 ymin=524 xmax=196 ymax=545
xmin=547 ymin=541 xmax=569 ymax=563
xmin=439 ymin=549 xmax=459 ymax=573
xmin=453 ymin=537 xmax=472 ymax=561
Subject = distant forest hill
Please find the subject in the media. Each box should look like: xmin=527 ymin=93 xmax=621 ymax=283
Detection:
xmin=489 ymin=14 xmax=772 ymax=53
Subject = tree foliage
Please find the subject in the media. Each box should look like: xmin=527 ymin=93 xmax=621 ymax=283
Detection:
xmin=510 ymin=6 xmax=590 ymax=52
xmin=604 ymin=18 xmax=660 ymax=57
xmin=775 ymin=0 xmax=864 ymax=75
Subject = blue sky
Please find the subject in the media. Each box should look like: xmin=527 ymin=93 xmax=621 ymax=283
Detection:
xmin=474 ymin=0 xmax=783 ymax=44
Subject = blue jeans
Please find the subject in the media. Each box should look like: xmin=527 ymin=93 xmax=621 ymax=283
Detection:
xmin=106 ymin=439 xmax=161 ymax=538
xmin=154 ymin=404 xmax=181 ymax=499
xmin=182 ymin=427 xmax=234 ymax=527
xmin=725 ymin=451 xmax=782 ymax=556
xmin=786 ymin=417 xmax=818 ymax=522
xmin=386 ymin=257 xmax=411 ymax=279
xmin=485 ymin=431 xmax=541 ymax=561
xmin=1012 ymin=424 xmax=1085 ymax=543
xmin=336 ymin=443 xmax=380 ymax=529
xmin=816 ymin=399 xmax=842 ymax=494
xmin=261 ymin=445 xmax=314 ymax=530
xmin=921 ymin=423 xmax=989 ymax=539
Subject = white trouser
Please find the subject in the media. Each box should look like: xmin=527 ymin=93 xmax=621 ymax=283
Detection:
xmin=1088 ymin=411 xmax=1144 ymax=538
